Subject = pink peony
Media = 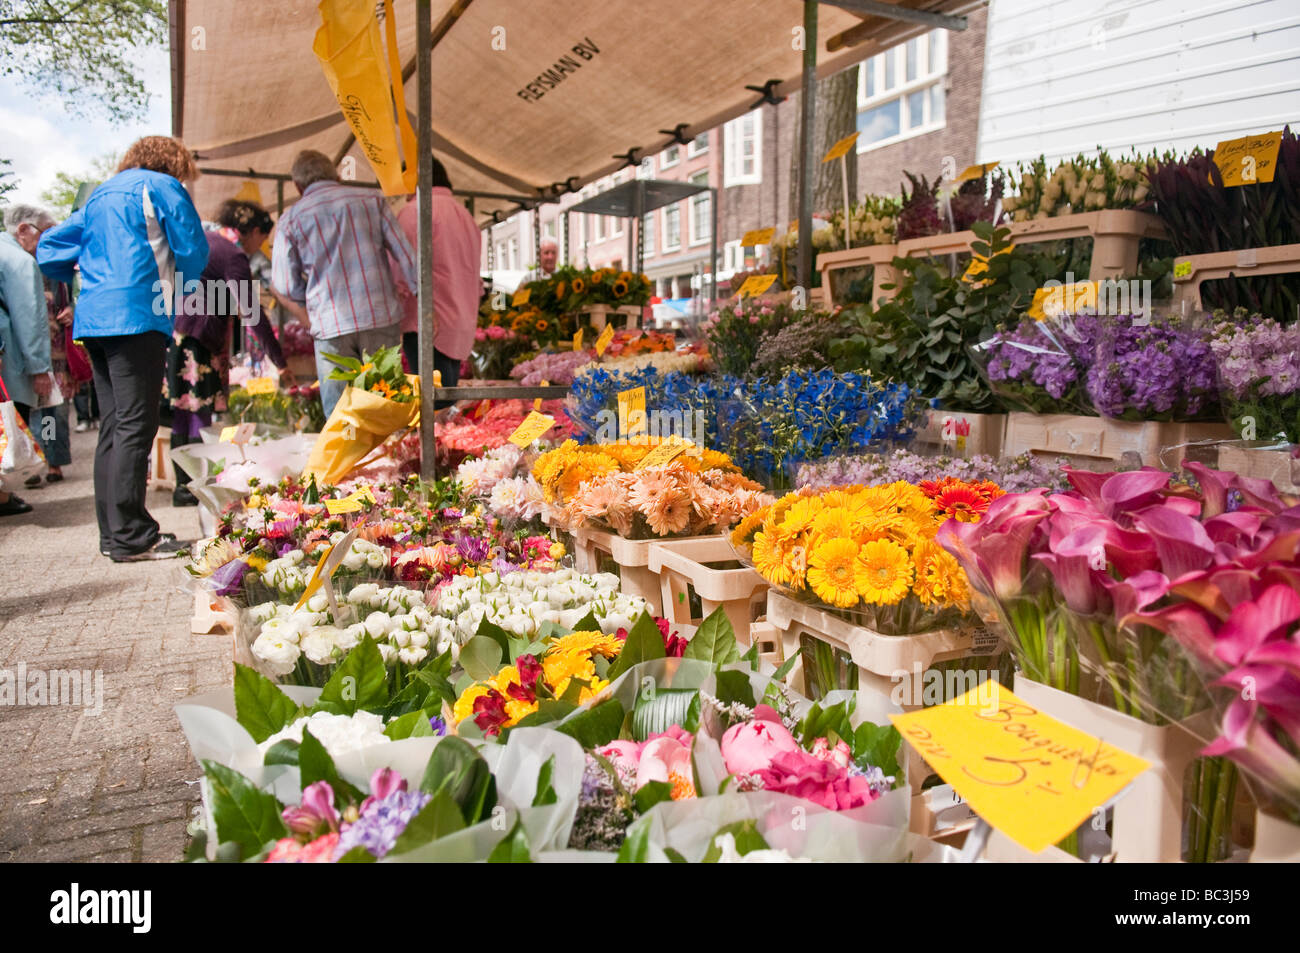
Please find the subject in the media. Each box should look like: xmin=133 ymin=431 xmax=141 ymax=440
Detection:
xmin=757 ymin=750 xmax=879 ymax=811
xmin=596 ymin=727 xmax=695 ymax=791
xmin=720 ymin=718 xmax=800 ymax=777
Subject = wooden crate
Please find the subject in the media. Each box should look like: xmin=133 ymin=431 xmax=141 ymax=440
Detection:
xmin=1217 ymin=443 xmax=1300 ymax=494
xmin=1171 ymin=242 xmax=1300 ymax=311
xmin=1002 ymin=412 xmax=1233 ymax=470
xmin=911 ymin=410 xmax=1007 ymax=458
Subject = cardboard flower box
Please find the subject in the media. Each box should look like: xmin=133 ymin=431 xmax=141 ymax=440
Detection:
xmin=1002 ymin=412 xmax=1233 ymax=470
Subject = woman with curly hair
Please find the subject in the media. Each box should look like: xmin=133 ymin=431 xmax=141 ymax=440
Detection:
xmin=36 ymin=135 xmax=209 ymax=561
xmin=165 ymin=198 xmax=296 ymax=506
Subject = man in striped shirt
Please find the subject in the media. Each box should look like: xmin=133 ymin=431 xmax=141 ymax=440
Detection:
xmin=272 ymin=150 xmax=417 ymax=417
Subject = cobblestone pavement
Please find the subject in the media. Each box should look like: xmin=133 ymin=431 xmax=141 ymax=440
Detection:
xmin=0 ymin=427 xmax=231 ymax=862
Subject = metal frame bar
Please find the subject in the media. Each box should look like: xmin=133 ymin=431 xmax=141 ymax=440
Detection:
xmin=195 ymin=167 xmax=548 ymax=206
xmin=417 ymin=0 xmax=437 ymax=480
xmin=797 ymin=1 xmax=818 ymax=290
xmin=819 ymin=0 xmax=967 ymax=31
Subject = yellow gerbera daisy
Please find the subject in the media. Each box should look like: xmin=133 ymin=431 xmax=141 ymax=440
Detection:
xmin=855 ymin=538 xmax=915 ymax=605
xmin=752 ymin=528 xmax=790 ymax=586
xmin=807 ymin=537 xmax=861 ymax=608
xmin=809 ymin=506 xmax=855 ymax=542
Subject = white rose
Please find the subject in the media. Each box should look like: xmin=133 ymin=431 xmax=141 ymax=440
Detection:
xmin=479 ymin=571 xmax=499 ymax=588
xmin=288 ymin=549 xmax=306 ymax=565
xmin=393 ymin=630 xmax=412 ymax=649
xmin=601 ymin=613 xmax=631 ymax=634
xmin=307 ymin=592 xmax=329 ymax=613
xmin=366 ymin=551 xmax=385 ymax=570
xmin=249 ymin=602 xmax=279 ymax=624
xmin=347 ymin=583 xmax=380 ymax=606
xmin=363 ymin=611 xmax=393 ymax=639
xmin=301 ymin=630 xmax=338 ymax=665
xmin=259 ymin=616 xmax=300 ymax=644
xmin=251 ymin=632 xmax=299 ymax=676
xmin=504 ymin=615 xmax=533 ymax=637
xmin=341 ymin=552 xmax=365 ymax=572
xmin=408 ymin=630 xmax=430 ymax=649
xmin=338 ymin=623 xmax=366 ymax=652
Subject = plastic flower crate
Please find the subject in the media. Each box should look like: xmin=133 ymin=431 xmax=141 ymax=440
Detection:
xmin=1251 ymin=810 xmax=1300 ymax=863
xmin=1014 ymin=676 xmax=1210 ymax=863
xmin=911 ymin=409 xmax=1007 ymax=458
xmin=1002 ymin=412 xmax=1233 ymax=470
xmin=567 ymin=525 xmax=725 ymax=617
xmin=816 ymin=243 xmax=899 ymax=308
xmin=646 ymin=536 xmax=770 ymax=646
xmin=148 ymin=426 xmax=176 ymax=489
xmin=580 ymin=304 xmax=643 ymax=331
xmin=1216 ymin=443 xmax=1300 ymax=495
xmin=1170 ymin=242 xmax=1300 ymax=311
xmin=190 ymin=589 xmax=236 ymax=635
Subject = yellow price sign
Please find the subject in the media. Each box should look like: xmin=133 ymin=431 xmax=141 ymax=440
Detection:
xmin=636 ymin=438 xmax=691 ymax=469
xmin=219 ymin=426 xmax=238 ymax=444
xmin=735 ymin=274 xmax=778 ymax=298
xmin=594 ymin=323 xmax=616 ymax=357
xmin=1173 ymin=260 xmax=1193 ymax=280
xmin=821 ymin=130 xmax=860 ymax=164
xmin=1212 ymin=131 xmax=1282 ymax=187
xmin=507 ymin=410 xmax=556 ymax=448
xmin=955 ymin=161 xmax=999 ymax=182
xmin=325 ymin=497 xmax=364 ymax=515
xmin=219 ymin=422 xmax=255 ymax=445
xmin=891 ymin=682 xmax=1149 ymax=853
xmin=512 ymin=287 xmax=531 ymax=306
xmin=618 ymin=386 xmax=647 ymax=437
xmin=1027 ymin=280 xmax=1098 ymax=322
xmin=535 ymin=380 xmax=549 ymax=412
xmin=350 ymin=486 xmax=376 ymax=507
xmin=573 ymin=328 xmax=584 ymax=352
xmin=740 ymin=228 xmax=776 ymax=248
xmin=244 ymin=377 xmax=276 ymax=395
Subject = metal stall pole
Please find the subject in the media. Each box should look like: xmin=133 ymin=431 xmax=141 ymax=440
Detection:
xmin=796 ymin=0 xmax=818 ymax=292
xmin=417 ymin=0 xmax=437 ymax=480
xmin=276 ymin=179 xmax=285 ymax=215
xmin=562 ymin=210 xmax=569 ymax=265
xmin=709 ymin=185 xmax=718 ymax=311
xmin=533 ymin=207 xmax=541 ymax=276
xmin=633 ymin=182 xmax=644 ymax=277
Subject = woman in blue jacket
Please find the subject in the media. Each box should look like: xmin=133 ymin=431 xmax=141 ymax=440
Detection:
xmin=37 ymin=136 xmax=210 ymax=561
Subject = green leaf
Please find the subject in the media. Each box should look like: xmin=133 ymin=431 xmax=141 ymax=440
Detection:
xmin=682 ymin=692 xmax=703 ymax=734
xmin=202 ymin=760 xmax=287 ymax=858
xmin=336 ymin=846 xmax=377 ymax=863
xmin=772 ymin=653 xmax=799 ymax=682
xmin=701 ymin=820 xmax=771 ymax=862
xmin=232 ymin=664 xmax=300 ymax=743
xmin=475 ymin=616 xmax=513 ymax=658
xmin=854 ymin=721 xmax=904 ymax=787
xmin=616 ymin=816 xmax=651 ymax=863
xmin=739 ymin=643 xmax=759 ymax=671
xmin=299 ymin=728 xmax=364 ymax=803
xmin=682 ymin=605 xmax=741 ymax=666
xmin=419 ymin=736 xmax=497 ymax=825
xmin=460 ymin=635 xmax=504 ymax=682
xmin=487 ymin=817 xmax=533 ymax=863
xmin=631 ymin=689 xmax=697 ymax=742
xmin=663 ymin=847 xmax=688 ymax=863
xmin=634 ymin=779 xmax=674 ymax=814
xmin=555 ymin=699 xmax=625 ymax=749
xmin=262 ymin=739 xmax=301 ymax=766
xmin=384 ymin=709 xmax=436 ymax=740
xmin=314 ymin=636 xmax=388 ymax=716
xmin=388 ymin=789 xmax=466 ymax=855
xmin=532 ymin=755 xmax=558 ymax=806
xmin=714 ymin=668 xmax=757 ymax=710
xmin=558 ymin=676 xmax=590 ymax=705
xmin=607 ymin=611 xmax=665 ymax=681
xmin=515 ymin=699 xmax=578 ymax=726
xmin=568 ymin=609 xmax=602 ymax=634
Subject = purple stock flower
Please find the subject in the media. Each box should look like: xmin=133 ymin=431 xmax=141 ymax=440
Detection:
xmin=429 ymin=716 xmax=447 ymax=736
xmin=211 ymin=557 xmax=251 ymax=597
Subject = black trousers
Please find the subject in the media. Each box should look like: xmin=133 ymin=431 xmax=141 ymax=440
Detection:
xmin=84 ymin=332 xmax=168 ymax=556
xmin=402 ymin=332 xmax=460 ymax=408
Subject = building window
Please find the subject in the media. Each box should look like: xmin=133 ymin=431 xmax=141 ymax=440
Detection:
xmin=507 ymin=238 xmax=518 ymax=271
xmin=637 ymin=157 xmax=654 ymax=179
xmin=663 ymin=204 xmax=681 ymax=251
xmin=661 ymin=145 xmax=680 ymax=169
xmin=689 ymin=171 xmax=711 ymax=245
xmin=687 ymin=132 xmax=709 ymax=157
xmin=592 ymin=213 xmax=604 ymax=243
xmin=611 ymin=213 xmax=623 ymax=238
xmin=723 ymin=110 xmax=762 ymax=186
xmin=857 ymin=29 xmax=946 ymax=151
xmin=641 ymin=212 xmax=655 ymax=257
xmin=544 ymin=220 xmax=556 ymax=239
xmin=722 ymin=239 xmax=742 ymax=274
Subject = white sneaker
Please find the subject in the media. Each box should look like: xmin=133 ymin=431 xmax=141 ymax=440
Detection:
xmin=75 ymin=421 xmax=90 ymax=433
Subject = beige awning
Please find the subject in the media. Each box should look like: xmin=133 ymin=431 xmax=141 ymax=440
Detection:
xmin=172 ymin=1 xmax=981 ymax=226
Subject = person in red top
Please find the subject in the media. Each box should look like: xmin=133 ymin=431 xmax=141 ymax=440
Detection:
xmin=393 ymin=158 xmax=482 ymax=392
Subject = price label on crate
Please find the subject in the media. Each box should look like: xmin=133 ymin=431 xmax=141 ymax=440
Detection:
xmin=636 ymin=438 xmax=692 ymax=469
xmin=890 ymin=682 xmax=1149 ymax=853
xmin=821 ymin=131 xmax=860 ymax=164
xmin=618 ymin=386 xmax=646 ymax=436
xmin=594 ymin=323 xmax=616 ymax=357
xmin=573 ymin=328 xmax=584 ymax=352
xmin=954 ymin=161 xmax=999 ymax=182
xmin=244 ymin=376 xmax=276 ymax=395
xmin=740 ymin=227 xmax=775 ymax=248
xmin=1212 ymin=130 xmax=1282 ymax=187
xmin=735 ymin=274 xmax=778 ymax=299
xmin=1172 ymin=260 xmax=1193 ymax=280
xmin=512 ymin=287 xmax=531 ymax=306
xmin=508 ymin=410 xmax=555 ymax=448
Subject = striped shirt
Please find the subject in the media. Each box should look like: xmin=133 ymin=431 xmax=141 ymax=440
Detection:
xmin=271 ymin=181 xmax=417 ymax=340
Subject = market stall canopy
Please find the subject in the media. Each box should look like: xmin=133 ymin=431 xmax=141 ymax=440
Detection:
xmin=172 ymin=0 xmax=980 ymax=227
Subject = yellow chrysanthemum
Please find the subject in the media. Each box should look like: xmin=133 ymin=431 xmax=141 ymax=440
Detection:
xmin=807 ymin=536 xmax=862 ymax=608
xmin=855 ymin=538 xmax=915 ymax=605
xmin=504 ymin=697 xmax=538 ymax=724
xmin=488 ymin=665 xmax=522 ymax=696
xmin=453 ymin=684 xmax=491 ymax=724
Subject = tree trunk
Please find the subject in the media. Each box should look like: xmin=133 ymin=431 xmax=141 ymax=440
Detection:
xmin=789 ymin=65 xmax=859 ymax=218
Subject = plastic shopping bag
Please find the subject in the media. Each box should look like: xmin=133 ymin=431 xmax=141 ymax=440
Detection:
xmin=0 ymin=396 xmax=46 ymax=489
xmin=302 ymin=384 xmax=418 ymax=485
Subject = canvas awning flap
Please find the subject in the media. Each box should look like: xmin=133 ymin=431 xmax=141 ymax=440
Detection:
xmin=174 ymin=1 xmax=981 ymax=226
xmin=567 ymin=179 xmax=708 ymax=218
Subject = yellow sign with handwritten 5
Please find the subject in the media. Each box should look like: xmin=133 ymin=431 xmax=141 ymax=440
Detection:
xmin=891 ymin=682 xmax=1149 ymax=853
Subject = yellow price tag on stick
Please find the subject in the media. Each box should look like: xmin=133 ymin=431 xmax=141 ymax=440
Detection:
xmin=219 ymin=422 xmax=255 ymax=445
xmin=512 ymin=287 xmax=531 ymax=306
xmin=636 ymin=438 xmax=691 ymax=469
xmin=594 ymin=323 xmax=616 ymax=357
xmin=741 ymin=228 xmax=776 ymax=247
xmin=508 ymin=410 xmax=556 ymax=448
xmin=955 ymin=161 xmax=999 ymax=182
xmin=535 ymin=381 xmax=549 ymax=412
xmin=1172 ymin=260 xmax=1193 ymax=280
xmin=244 ymin=377 xmax=276 ymax=395
xmin=1212 ymin=131 xmax=1282 ymax=187
xmin=325 ymin=497 xmax=364 ymax=515
xmin=736 ymin=274 xmax=778 ymax=298
xmin=293 ymin=522 xmax=368 ymax=615
xmin=891 ymin=682 xmax=1149 ymax=853
xmin=573 ymin=328 xmax=584 ymax=352
xmin=821 ymin=131 xmax=860 ymax=163
xmin=219 ymin=426 xmax=238 ymax=443
xmin=618 ymin=386 xmax=646 ymax=436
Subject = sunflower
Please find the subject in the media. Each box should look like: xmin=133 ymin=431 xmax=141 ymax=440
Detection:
xmin=535 ymin=319 xmax=550 ymax=332
xmin=807 ymin=537 xmax=862 ymax=608
xmin=572 ymin=278 xmax=586 ymax=295
xmin=612 ymin=279 xmax=629 ymax=298
xmin=855 ymin=538 xmax=914 ymax=605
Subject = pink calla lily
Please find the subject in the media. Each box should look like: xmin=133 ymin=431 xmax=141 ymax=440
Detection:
xmin=1212 ymin=585 xmax=1300 ymax=667
xmin=1132 ymin=505 xmax=1216 ymax=581
xmin=1184 ymin=460 xmax=1286 ymax=518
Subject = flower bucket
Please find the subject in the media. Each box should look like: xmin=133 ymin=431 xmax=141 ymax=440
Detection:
xmin=647 ymin=536 xmax=769 ymax=647
xmin=1014 ymin=676 xmax=1211 ymax=863
xmin=1250 ymin=809 xmax=1300 ymax=862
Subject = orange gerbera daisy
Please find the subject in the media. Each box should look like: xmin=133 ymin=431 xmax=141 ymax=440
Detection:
xmin=930 ymin=482 xmax=992 ymax=522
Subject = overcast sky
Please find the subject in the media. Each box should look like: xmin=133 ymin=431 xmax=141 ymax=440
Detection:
xmin=2 ymin=44 xmax=170 ymax=210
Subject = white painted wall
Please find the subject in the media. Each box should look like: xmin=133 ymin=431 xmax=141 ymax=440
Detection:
xmin=978 ymin=0 xmax=1300 ymax=164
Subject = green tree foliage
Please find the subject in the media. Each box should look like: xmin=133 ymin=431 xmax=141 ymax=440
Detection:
xmin=40 ymin=152 xmax=119 ymax=217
